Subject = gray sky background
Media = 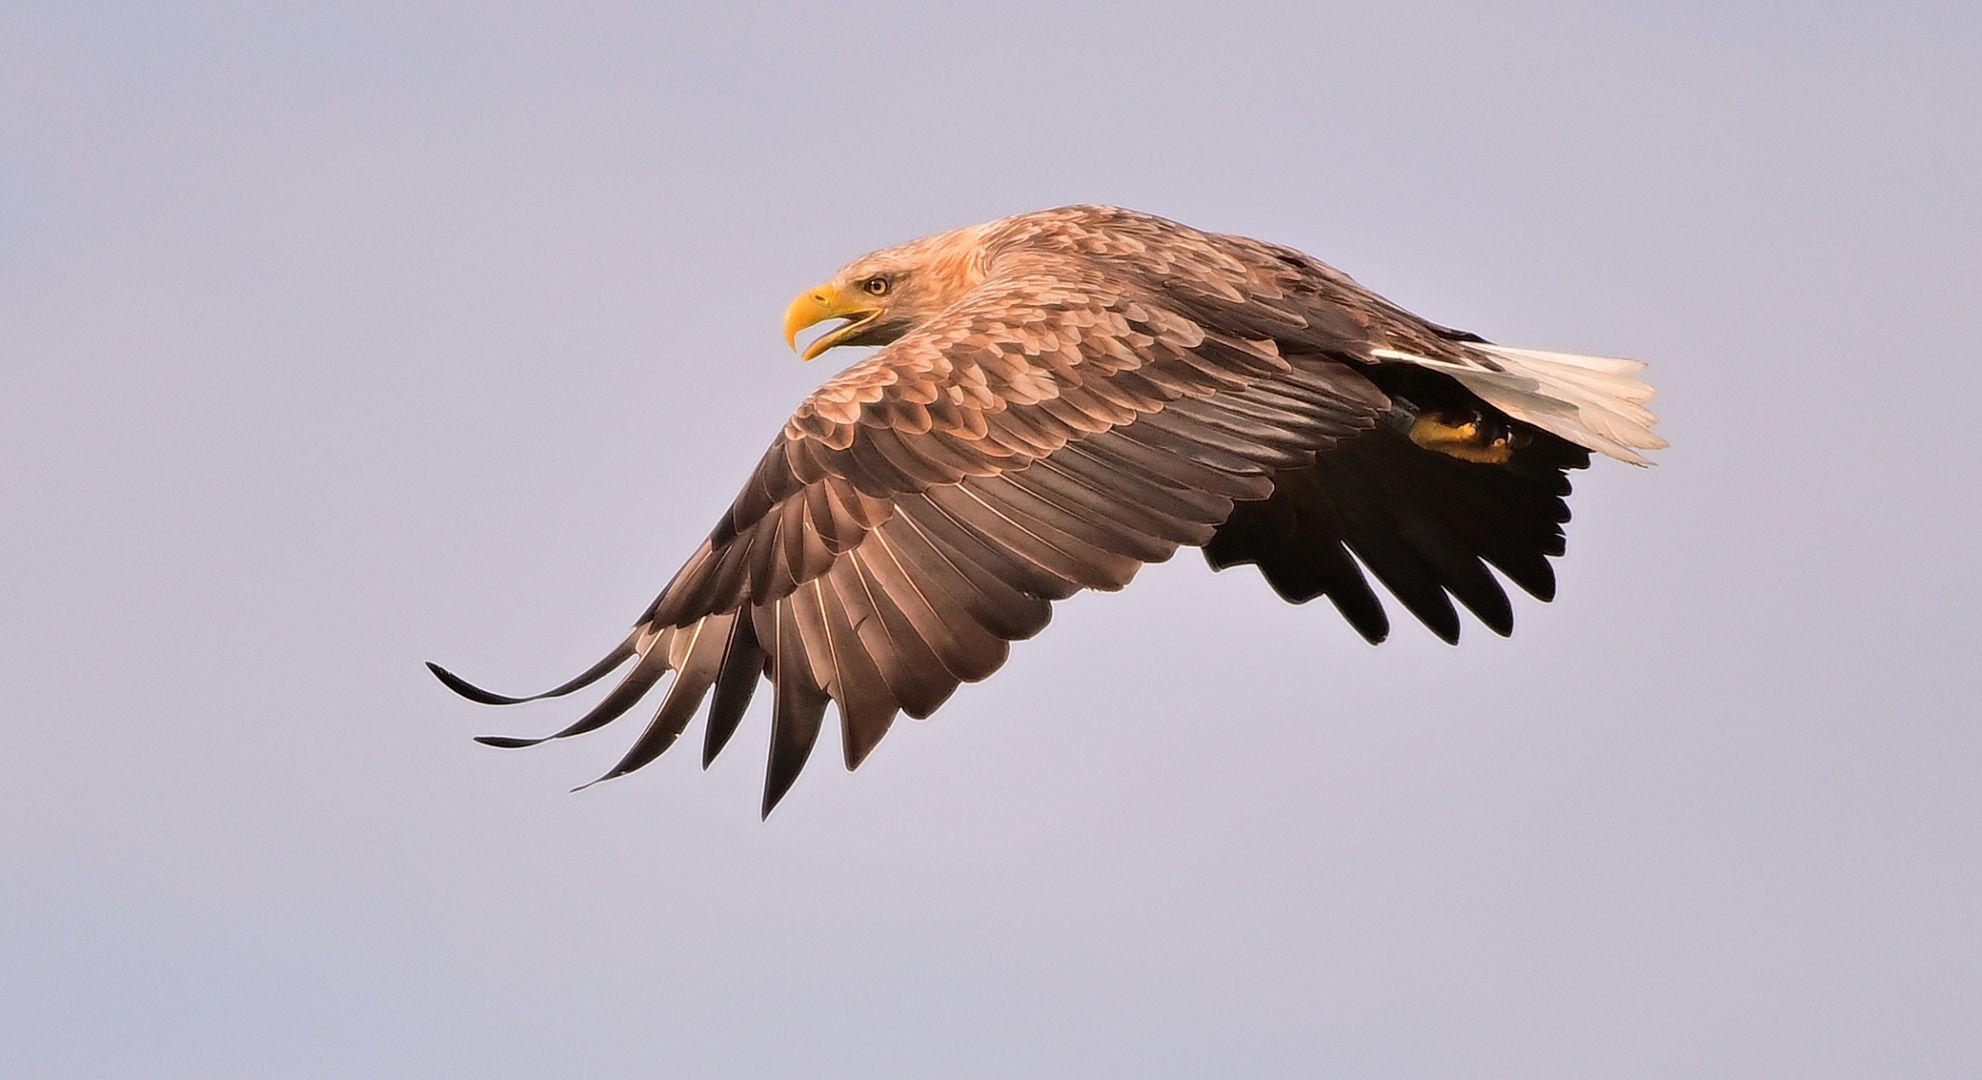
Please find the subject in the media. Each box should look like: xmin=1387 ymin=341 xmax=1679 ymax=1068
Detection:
xmin=4 ymin=2 xmax=1978 ymax=1077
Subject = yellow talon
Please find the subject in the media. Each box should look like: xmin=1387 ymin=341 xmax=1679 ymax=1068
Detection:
xmin=1408 ymin=413 xmax=1518 ymax=464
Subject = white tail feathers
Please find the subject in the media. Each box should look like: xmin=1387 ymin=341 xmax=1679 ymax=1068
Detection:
xmin=1371 ymin=344 xmax=1666 ymax=465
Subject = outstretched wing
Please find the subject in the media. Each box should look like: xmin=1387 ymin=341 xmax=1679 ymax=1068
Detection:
xmin=435 ymin=236 xmax=1393 ymax=815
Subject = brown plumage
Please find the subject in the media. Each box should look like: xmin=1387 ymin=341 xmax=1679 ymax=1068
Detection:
xmin=430 ymin=206 xmax=1664 ymax=816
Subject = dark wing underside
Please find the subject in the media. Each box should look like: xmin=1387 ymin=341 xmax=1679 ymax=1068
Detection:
xmin=430 ymin=209 xmax=1598 ymax=815
xmin=1205 ymin=419 xmax=1588 ymax=646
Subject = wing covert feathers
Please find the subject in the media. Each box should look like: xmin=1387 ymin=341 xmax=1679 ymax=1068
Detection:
xmin=432 ymin=205 xmax=1658 ymax=814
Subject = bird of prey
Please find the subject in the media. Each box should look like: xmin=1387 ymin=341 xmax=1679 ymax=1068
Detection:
xmin=430 ymin=205 xmax=1663 ymax=816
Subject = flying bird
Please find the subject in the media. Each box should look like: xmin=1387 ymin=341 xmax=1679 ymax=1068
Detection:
xmin=430 ymin=205 xmax=1663 ymax=816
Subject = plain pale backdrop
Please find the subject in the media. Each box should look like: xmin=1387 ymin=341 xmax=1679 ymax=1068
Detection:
xmin=4 ymin=2 xmax=1978 ymax=1077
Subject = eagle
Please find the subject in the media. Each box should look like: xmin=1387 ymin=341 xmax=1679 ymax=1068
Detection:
xmin=430 ymin=205 xmax=1663 ymax=816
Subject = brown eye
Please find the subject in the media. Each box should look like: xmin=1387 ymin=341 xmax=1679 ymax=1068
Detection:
xmin=862 ymin=276 xmax=889 ymax=296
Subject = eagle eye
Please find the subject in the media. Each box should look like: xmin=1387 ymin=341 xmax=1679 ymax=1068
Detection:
xmin=862 ymin=276 xmax=889 ymax=296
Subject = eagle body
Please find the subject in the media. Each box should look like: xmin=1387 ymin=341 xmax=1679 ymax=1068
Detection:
xmin=432 ymin=206 xmax=1663 ymax=816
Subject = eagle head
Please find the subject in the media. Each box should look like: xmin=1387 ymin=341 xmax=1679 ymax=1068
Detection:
xmin=783 ymin=225 xmax=990 ymax=360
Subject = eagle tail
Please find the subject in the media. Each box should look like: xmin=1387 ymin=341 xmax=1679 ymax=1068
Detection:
xmin=1373 ymin=345 xmax=1666 ymax=465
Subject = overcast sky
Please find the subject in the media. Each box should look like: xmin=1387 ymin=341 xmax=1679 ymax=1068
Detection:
xmin=4 ymin=3 xmax=1978 ymax=1077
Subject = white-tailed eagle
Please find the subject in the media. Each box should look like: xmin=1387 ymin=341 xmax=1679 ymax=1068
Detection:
xmin=430 ymin=206 xmax=1663 ymax=816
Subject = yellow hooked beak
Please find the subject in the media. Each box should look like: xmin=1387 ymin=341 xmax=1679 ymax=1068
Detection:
xmin=783 ymin=283 xmax=882 ymax=361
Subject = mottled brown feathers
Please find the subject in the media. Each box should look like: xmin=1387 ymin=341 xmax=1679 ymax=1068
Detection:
xmin=431 ymin=205 xmax=1660 ymax=816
